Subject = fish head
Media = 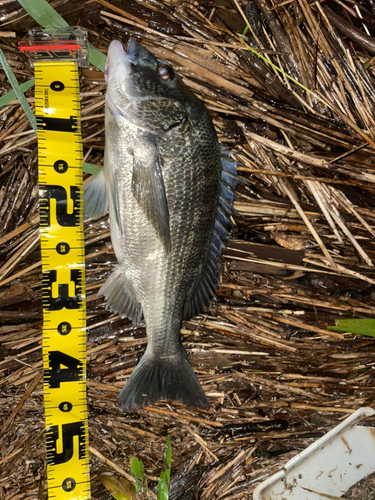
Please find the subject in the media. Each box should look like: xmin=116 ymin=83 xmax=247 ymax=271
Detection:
xmin=105 ymin=39 xmax=197 ymax=134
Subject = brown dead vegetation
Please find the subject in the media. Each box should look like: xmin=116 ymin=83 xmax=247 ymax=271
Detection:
xmin=1 ymin=0 xmax=375 ymax=498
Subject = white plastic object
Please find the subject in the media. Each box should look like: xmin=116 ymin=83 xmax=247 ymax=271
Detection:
xmin=253 ymin=407 xmax=375 ymax=500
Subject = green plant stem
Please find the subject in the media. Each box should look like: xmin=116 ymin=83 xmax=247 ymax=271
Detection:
xmin=237 ymin=35 xmax=375 ymax=150
xmin=0 ymin=48 xmax=36 ymax=132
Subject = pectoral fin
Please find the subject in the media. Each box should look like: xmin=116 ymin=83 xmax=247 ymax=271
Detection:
xmin=83 ymin=170 xmax=108 ymax=220
xmin=132 ymin=140 xmax=170 ymax=253
xmin=108 ymin=163 xmax=122 ymax=230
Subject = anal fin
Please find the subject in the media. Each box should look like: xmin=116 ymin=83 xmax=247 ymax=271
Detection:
xmin=98 ymin=266 xmax=142 ymax=322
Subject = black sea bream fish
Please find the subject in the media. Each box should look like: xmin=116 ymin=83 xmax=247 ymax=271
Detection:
xmin=84 ymin=39 xmax=238 ymax=412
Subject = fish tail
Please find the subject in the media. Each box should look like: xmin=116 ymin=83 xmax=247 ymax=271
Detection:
xmin=118 ymin=348 xmax=209 ymax=412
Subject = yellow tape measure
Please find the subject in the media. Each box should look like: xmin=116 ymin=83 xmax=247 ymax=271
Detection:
xmin=35 ymin=60 xmax=90 ymax=499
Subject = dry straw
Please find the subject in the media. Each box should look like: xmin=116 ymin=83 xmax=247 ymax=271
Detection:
xmin=1 ymin=0 xmax=375 ymax=498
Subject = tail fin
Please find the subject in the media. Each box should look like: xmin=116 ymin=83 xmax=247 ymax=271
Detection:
xmin=118 ymin=349 xmax=209 ymax=412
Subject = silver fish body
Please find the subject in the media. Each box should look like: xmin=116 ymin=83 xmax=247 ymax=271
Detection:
xmin=84 ymin=39 xmax=237 ymax=411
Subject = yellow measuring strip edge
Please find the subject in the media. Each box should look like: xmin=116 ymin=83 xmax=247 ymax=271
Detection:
xmin=35 ymin=61 xmax=90 ymax=499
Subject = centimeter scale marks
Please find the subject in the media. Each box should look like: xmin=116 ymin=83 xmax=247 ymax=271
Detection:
xmin=35 ymin=61 xmax=90 ymax=499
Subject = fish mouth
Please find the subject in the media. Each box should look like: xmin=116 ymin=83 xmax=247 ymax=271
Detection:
xmin=105 ymin=39 xmax=185 ymax=134
xmin=105 ymin=38 xmax=160 ymax=130
xmin=105 ymin=39 xmax=142 ymax=125
xmin=105 ymin=39 xmax=138 ymax=83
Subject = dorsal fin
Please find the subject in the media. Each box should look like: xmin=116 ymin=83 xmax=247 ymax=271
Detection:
xmin=183 ymin=149 xmax=239 ymax=320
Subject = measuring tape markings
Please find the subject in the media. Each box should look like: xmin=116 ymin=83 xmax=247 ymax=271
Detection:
xmin=36 ymin=61 xmax=90 ymax=499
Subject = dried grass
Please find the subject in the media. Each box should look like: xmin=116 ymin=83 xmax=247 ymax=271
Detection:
xmin=1 ymin=0 xmax=375 ymax=498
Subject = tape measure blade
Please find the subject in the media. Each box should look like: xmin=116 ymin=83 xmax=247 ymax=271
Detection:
xmin=35 ymin=61 xmax=90 ymax=499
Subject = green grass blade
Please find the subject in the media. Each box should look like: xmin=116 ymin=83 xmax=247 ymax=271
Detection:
xmin=17 ymin=0 xmax=69 ymax=28
xmin=0 ymin=78 xmax=35 ymax=107
xmin=157 ymin=435 xmax=171 ymax=500
xmin=157 ymin=472 xmax=169 ymax=500
xmin=88 ymin=43 xmax=106 ymax=72
xmin=83 ymin=162 xmax=101 ymax=175
xmin=328 ymin=318 xmax=375 ymax=337
xmin=164 ymin=435 xmax=171 ymax=484
xmin=130 ymin=457 xmax=145 ymax=493
xmin=0 ymin=48 xmax=36 ymax=132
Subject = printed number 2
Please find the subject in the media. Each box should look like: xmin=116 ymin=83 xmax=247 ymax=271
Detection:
xmin=40 ymin=184 xmax=80 ymax=227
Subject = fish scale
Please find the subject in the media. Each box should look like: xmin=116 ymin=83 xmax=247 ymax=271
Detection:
xmin=84 ymin=38 xmax=238 ymax=412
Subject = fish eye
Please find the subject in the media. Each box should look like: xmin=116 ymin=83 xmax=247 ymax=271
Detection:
xmin=157 ymin=64 xmax=172 ymax=80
